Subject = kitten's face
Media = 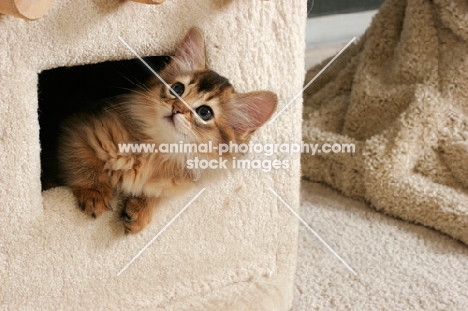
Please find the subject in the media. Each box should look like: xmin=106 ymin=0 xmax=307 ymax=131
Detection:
xmin=148 ymin=69 xmax=235 ymax=146
xmin=135 ymin=27 xmax=277 ymax=157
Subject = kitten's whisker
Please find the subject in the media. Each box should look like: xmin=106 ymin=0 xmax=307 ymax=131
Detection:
xmin=113 ymin=86 xmax=140 ymax=93
xmin=128 ymin=89 xmax=157 ymax=101
xmin=108 ymin=87 xmax=151 ymax=99
xmin=114 ymin=70 xmax=151 ymax=93
xmin=97 ymin=95 xmax=121 ymax=104
xmin=112 ymin=87 xmax=156 ymax=102
xmin=103 ymin=101 xmax=149 ymax=117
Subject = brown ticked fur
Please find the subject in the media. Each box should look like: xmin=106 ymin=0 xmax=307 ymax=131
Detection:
xmin=58 ymin=27 xmax=277 ymax=233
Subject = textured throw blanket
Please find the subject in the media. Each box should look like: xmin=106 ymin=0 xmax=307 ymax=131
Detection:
xmin=302 ymin=0 xmax=468 ymax=245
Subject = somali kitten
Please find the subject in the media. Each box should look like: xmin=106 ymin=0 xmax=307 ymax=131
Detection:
xmin=58 ymin=27 xmax=278 ymax=233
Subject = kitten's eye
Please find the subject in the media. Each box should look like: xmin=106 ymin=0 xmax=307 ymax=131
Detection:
xmin=196 ymin=105 xmax=213 ymax=121
xmin=170 ymin=82 xmax=185 ymax=97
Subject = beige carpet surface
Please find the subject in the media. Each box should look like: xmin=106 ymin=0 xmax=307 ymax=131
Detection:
xmin=0 ymin=1 xmax=305 ymax=309
xmin=293 ymin=181 xmax=468 ymax=310
xmin=302 ymin=0 xmax=468 ymax=245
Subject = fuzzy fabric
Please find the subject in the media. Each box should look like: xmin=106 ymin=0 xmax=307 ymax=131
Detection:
xmin=302 ymin=0 xmax=468 ymax=245
xmin=0 ymin=0 xmax=305 ymax=309
xmin=293 ymin=181 xmax=468 ymax=310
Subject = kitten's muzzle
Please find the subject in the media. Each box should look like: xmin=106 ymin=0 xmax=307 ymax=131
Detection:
xmin=172 ymin=101 xmax=189 ymax=115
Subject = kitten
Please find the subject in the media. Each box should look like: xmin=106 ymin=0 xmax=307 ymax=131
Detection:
xmin=58 ymin=27 xmax=278 ymax=233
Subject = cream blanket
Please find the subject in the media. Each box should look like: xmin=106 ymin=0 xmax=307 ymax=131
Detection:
xmin=302 ymin=0 xmax=468 ymax=245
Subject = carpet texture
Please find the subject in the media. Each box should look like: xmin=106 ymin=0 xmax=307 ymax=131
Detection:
xmin=0 ymin=1 xmax=305 ymax=309
xmin=293 ymin=181 xmax=468 ymax=310
xmin=302 ymin=0 xmax=468 ymax=245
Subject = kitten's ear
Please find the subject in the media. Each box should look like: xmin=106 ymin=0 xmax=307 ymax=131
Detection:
xmin=227 ymin=91 xmax=278 ymax=140
xmin=167 ymin=27 xmax=206 ymax=74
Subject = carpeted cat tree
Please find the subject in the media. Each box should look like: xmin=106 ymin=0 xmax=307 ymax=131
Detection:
xmin=0 ymin=1 xmax=305 ymax=310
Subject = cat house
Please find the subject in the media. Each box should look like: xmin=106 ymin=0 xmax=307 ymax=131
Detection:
xmin=0 ymin=0 xmax=305 ymax=309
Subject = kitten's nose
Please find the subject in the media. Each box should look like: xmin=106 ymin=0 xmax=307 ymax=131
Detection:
xmin=172 ymin=102 xmax=185 ymax=114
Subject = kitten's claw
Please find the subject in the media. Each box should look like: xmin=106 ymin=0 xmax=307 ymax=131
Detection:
xmin=73 ymin=187 xmax=113 ymax=218
xmin=121 ymin=197 xmax=152 ymax=234
xmin=105 ymin=201 xmax=113 ymax=211
xmin=120 ymin=211 xmax=133 ymax=223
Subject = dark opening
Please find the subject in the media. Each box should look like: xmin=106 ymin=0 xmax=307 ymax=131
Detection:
xmin=38 ymin=56 xmax=171 ymax=190
xmin=308 ymin=0 xmax=385 ymax=17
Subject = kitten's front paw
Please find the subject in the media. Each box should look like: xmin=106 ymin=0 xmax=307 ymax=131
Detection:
xmin=121 ymin=197 xmax=152 ymax=234
xmin=72 ymin=187 xmax=113 ymax=218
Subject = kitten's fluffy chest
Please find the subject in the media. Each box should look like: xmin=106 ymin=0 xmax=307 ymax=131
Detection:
xmin=97 ymin=108 xmax=201 ymax=198
xmin=107 ymin=151 xmax=196 ymax=198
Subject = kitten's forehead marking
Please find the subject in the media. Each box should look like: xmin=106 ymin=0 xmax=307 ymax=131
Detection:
xmin=194 ymin=70 xmax=232 ymax=94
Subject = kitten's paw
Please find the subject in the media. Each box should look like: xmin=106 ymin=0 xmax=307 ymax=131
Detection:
xmin=72 ymin=187 xmax=113 ymax=218
xmin=121 ymin=197 xmax=152 ymax=234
